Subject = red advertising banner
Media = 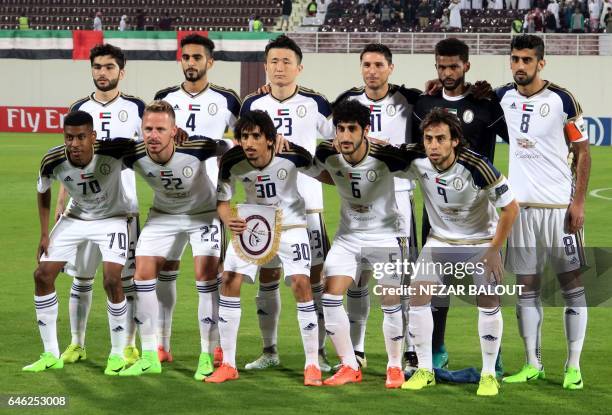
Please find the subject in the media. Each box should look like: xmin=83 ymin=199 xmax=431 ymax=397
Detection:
xmin=0 ymin=106 xmax=69 ymax=133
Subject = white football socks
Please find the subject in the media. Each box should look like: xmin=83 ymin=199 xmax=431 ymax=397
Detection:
xmin=256 ymin=281 xmax=281 ymax=349
xmin=156 ymin=270 xmax=178 ymax=352
xmin=68 ymin=278 xmax=93 ymax=347
xmin=107 ymin=298 xmax=128 ymax=356
xmin=478 ymin=306 xmax=503 ymax=376
xmin=517 ymin=291 xmax=543 ymax=368
xmin=323 ymin=294 xmax=359 ymax=370
xmin=409 ymin=304 xmax=433 ymax=371
xmin=34 ymin=292 xmax=59 ymax=358
xmin=382 ymin=304 xmax=403 ymax=368
xmin=197 ymin=279 xmax=220 ymax=354
xmin=134 ymin=280 xmax=158 ymax=352
xmin=562 ymin=287 xmax=587 ymax=370
xmin=218 ymin=295 xmax=241 ymax=368
xmin=347 ymin=284 xmax=370 ymax=354
xmin=297 ymin=301 xmax=319 ymax=368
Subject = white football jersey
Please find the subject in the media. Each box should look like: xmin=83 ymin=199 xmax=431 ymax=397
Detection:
xmin=335 ymin=84 xmax=420 ymax=192
xmin=314 ymin=140 xmax=418 ymax=240
xmin=154 ymin=83 xmax=241 ymax=141
xmin=38 ymin=140 xmax=132 ymax=221
xmin=497 ymin=82 xmax=587 ymax=207
xmin=70 ymin=92 xmax=144 ymax=214
xmin=124 ymin=140 xmax=220 ymax=215
xmin=241 ymin=86 xmax=334 ymax=210
xmin=218 ymin=143 xmax=319 ymax=228
xmin=405 ymin=146 xmax=515 ymax=243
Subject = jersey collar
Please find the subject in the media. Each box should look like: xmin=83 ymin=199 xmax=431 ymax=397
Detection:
xmin=146 ymin=143 xmax=176 ymax=166
xmin=90 ymin=91 xmax=121 ymax=107
xmin=430 ymin=151 xmax=458 ymax=174
xmin=514 ymin=80 xmax=550 ymax=99
xmin=364 ymin=83 xmax=395 ymax=102
xmin=341 ymin=139 xmax=370 ymax=167
xmin=181 ymin=82 xmax=209 ymax=98
xmin=270 ymin=85 xmax=299 ymax=103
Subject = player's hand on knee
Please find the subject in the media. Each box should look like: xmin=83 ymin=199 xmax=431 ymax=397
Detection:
xmin=227 ymin=218 xmax=247 ymax=234
xmin=481 ymin=248 xmax=503 ymax=284
xmin=37 ymin=234 xmax=50 ymax=262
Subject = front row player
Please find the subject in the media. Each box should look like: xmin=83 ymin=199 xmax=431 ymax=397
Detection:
xmin=400 ymin=109 xmax=518 ymax=396
xmin=206 ymin=110 xmax=330 ymax=385
xmin=119 ymin=101 xmax=228 ymax=379
xmin=25 ymin=111 xmax=134 ymax=375
xmin=315 ymin=100 xmax=420 ymax=388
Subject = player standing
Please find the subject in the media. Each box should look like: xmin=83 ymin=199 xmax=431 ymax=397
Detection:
xmin=57 ymin=44 xmax=144 ymax=366
xmin=412 ymin=38 xmax=508 ymax=372
xmin=118 ymin=101 xmax=227 ymax=379
xmin=153 ymin=34 xmax=241 ymax=362
xmin=334 ymin=43 xmax=421 ymax=370
xmin=206 ymin=110 xmax=329 ymax=385
xmin=399 ymin=109 xmax=518 ymax=396
xmin=240 ymin=35 xmax=335 ymax=371
xmin=315 ymin=100 xmax=423 ymax=387
xmin=498 ymin=35 xmax=590 ymax=390
xmin=24 ymin=111 xmax=133 ymax=375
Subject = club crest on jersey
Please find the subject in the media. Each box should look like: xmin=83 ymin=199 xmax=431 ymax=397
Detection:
xmin=277 ymin=168 xmax=288 ymax=180
xmin=189 ymin=104 xmax=201 ymax=111
xmin=462 ymin=109 xmax=474 ymax=124
xmin=435 ymin=177 xmax=447 ymax=186
xmin=99 ymin=163 xmax=111 ymax=175
xmin=99 ymin=112 xmax=111 ymax=119
xmin=80 ymin=172 xmax=94 ymax=180
xmin=277 ymin=109 xmax=290 ymax=116
xmin=208 ymin=103 xmax=218 ymax=115
xmin=366 ymin=170 xmax=377 ymax=182
xmin=452 ymin=177 xmax=464 ymax=191
xmin=521 ymin=103 xmax=534 ymax=113
xmin=160 ymin=170 xmax=173 ymax=177
xmin=257 ymin=175 xmax=270 ymax=182
xmin=118 ymin=110 xmax=128 ymax=122
xmin=540 ymin=103 xmax=550 ymax=117
xmin=386 ymin=105 xmax=396 ymax=117
xmin=182 ymin=166 xmax=193 ymax=178
xmin=296 ymin=105 xmax=307 ymax=118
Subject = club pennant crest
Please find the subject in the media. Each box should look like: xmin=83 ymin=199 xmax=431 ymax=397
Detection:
xmin=231 ymin=204 xmax=282 ymax=265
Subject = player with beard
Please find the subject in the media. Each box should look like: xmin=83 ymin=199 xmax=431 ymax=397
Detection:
xmin=498 ymin=35 xmax=590 ymax=390
xmin=412 ymin=38 xmax=508 ymax=374
xmin=153 ymin=34 xmax=241 ymax=365
xmin=56 ymin=44 xmax=144 ymax=367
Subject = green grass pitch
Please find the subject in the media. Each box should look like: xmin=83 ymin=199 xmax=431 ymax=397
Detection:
xmin=1 ymin=133 xmax=611 ymax=414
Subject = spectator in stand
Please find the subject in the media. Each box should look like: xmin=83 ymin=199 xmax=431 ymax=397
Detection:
xmin=417 ymin=0 xmax=430 ymax=28
xmin=119 ymin=15 xmax=129 ymax=31
xmin=601 ymin=1 xmax=612 ymax=28
xmin=307 ymin=0 xmax=318 ymax=17
xmin=136 ymin=9 xmax=145 ymax=30
xmin=448 ymin=0 xmax=462 ymax=29
xmin=249 ymin=14 xmax=255 ymax=31
xmin=588 ymin=0 xmax=601 ymax=31
xmin=545 ymin=9 xmax=558 ymax=30
xmin=93 ymin=11 xmax=103 ymax=31
xmin=533 ymin=7 xmax=545 ymax=31
xmin=159 ymin=12 xmax=172 ymax=30
xmin=403 ymin=1 xmax=415 ymax=26
xmin=570 ymin=6 xmax=585 ymax=31
xmin=507 ymin=0 xmax=518 ymax=9
xmin=381 ymin=1 xmax=393 ymax=28
xmin=253 ymin=15 xmax=264 ymax=31
xmin=491 ymin=0 xmax=505 ymax=10
xmin=560 ymin=0 xmax=573 ymax=31
xmin=473 ymin=0 xmax=484 ymax=10
xmin=18 ymin=12 xmax=29 ymax=30
xmin=547 ymin=0 xmax=560 ymax=29
xmin=518 ymin=0 xmax=531 ymax=10
xmin=281 ymin=0 xmax=292 ymax=31
xmin=512 ymin=16 xmax=525 ymax=31
xmin=605 ymin=6 xmax=612 ymax=31
xmin=440 ymin=8 xmax=450 ymax=29
xmin=327 ymin=0 xmax=343 ymax=19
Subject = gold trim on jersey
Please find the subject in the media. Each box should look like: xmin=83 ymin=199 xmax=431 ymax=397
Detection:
xmin=270 ymin=85 xmax=299 ymax=103
xmin=429 ymin=234 xmax=492 ymax=245
xmin=519 ymin=203 xmax=568 ymax=209
xmin=458 ymin=152 xmax=498 ymax=186
xmin=69 ymin=96 xmax=90 ymax=111
xmin=548 ymin=82 xmax=583 ymax=122
xmin=515 ymin=80 xmax=550 ymax=99
xmin=210 ymin=83 xmax=242 ymax=104
xmin=40 ymin=147 xmax=68 ymax=173
xmin=305 ymin=209 xmax=323 ymax=214
xmin=181 ymin=82 xmax=209 ymax=98
xmin=281 ymin=224 xmax=307 ymax=230
xmin=120 ymin=92 xmax=146 ymax=104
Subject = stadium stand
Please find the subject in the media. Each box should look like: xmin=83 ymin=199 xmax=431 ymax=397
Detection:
xmin=0 ymin=0 xmax=283 ymax=31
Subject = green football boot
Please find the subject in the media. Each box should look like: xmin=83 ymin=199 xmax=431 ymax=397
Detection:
xmin=23 ymin=352 xmax=64 ymax=372
xmin=194 ymin=352 xmax=214 ymax=381
xmin=502 ymin=364 xmax=545 ymax=384
xmin=104 ymin=354 xmax=127 ymax=376
xmin=118 ymin=351 xmax=161 ymax=376
xmin=432 ymin=344 xmax=449 ymax=369
xmin=477 ymin=374 xmax=500 ymax=396
xmin=401 ymin=368 xmax=436 ymax=390
xmin=563 ymin=367 xmax=583 ymax=390
xmin=123 ymin=345 xmax=140 ymax=366
xmin=61 ymin=344 xmax=87 ymax=363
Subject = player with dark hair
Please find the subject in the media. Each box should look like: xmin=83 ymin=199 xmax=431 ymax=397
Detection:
xmin=24 ymin=111 xmax=135 ymax=375
xmin=499 ymin=34 xmax=591 ymax=390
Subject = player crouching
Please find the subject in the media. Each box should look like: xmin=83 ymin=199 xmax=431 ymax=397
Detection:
xmin=206 ymin=110 xmax=330 ymax=385
xmin=399 ymin=109 xmax=519 ymax=396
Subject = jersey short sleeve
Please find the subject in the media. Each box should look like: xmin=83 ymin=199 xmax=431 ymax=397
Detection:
xmin=487 ymin=176 xmax=515 ymax=208
xmin=37 ymin=174 xmax=52 ymax=193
